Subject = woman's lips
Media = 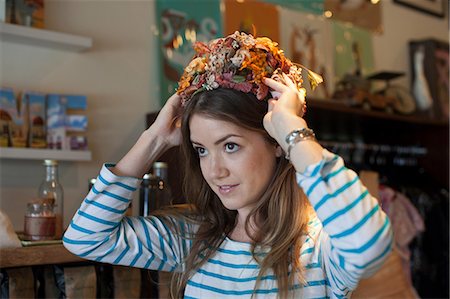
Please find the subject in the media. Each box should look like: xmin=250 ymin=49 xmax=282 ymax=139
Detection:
xmin=218 ymin=184 xmax=239 ymax=195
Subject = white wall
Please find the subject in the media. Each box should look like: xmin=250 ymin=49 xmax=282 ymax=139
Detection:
xmin=0 ymin=0 xmax=448 ymax=230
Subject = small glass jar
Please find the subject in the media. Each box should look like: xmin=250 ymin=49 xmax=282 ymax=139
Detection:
xmin=23 ymin=202 xmax=56 ymax=240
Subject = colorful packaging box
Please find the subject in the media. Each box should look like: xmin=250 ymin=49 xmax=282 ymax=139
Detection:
xmin=46 ymin=94 xmax=67 ymax=150
xmin=0 ymin=87 xmax=27 ymax=147
xmin=5 ymin=0 xmax=44 ymax=28
xmin=66 ymin=115 xmax=88 ymax=132
xmin=46 ymin=94 xmax=88 ymax=150
xmin=22 ymin=91 xmax=46 ymax=148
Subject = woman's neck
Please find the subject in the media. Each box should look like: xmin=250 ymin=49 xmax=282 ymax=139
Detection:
xmin=229 ymin=213 xmax=260 ymax=243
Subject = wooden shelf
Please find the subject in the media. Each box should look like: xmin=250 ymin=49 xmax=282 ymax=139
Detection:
xmin=0 ymin=148 xmax=92 ymax=161
xmin=0 ymin=244 xmax=83 ymax=268
xmin=0 ymin=22 xmax=93 ymax=51
xmin=308 ymin=99 xmax=449 ymax=126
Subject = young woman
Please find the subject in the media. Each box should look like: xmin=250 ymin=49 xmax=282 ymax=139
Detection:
xmin=64 ymin=32 xmax=393 ymax=298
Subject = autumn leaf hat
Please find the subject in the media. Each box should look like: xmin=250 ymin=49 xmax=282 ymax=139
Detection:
xmin=177 ymin=31 xmax=322 ymax=107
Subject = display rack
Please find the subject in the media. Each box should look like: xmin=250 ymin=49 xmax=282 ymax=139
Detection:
xmin=0 ymin=22 xmax=93 ymax=51
xmin=0 ymin=148 xmax=92 ymax=161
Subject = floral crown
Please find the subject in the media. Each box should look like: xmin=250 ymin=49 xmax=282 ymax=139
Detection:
xmin=177 ymin=31 xmax=322 ymax=106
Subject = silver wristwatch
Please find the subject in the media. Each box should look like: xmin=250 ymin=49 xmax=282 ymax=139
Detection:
xmin=285 ymin=128 xmax=316 ymax=160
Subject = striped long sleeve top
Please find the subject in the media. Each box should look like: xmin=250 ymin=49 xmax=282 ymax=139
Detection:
xmin=63 ymin=149 xmax=393 ymax=298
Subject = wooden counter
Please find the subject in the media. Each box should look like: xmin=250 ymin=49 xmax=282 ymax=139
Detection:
xmin=0 ymin=244 xmax=84 ymax=268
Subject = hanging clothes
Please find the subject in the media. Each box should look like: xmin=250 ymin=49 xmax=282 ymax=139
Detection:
xmin=378 ymin=185 xmax=424 ymax=291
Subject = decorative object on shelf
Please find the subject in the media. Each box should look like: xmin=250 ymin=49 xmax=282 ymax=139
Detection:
xmin=366 ymin=71 xmax=416 ymax=115
xmin=5 ymin=0 xmax=44 ymax=28
xmin=394 ymin=0 xmax=446 ymax=18
xmin=38 ymin=159 xmax=64 ymax=239
xmin=409 ymin=39 xmax=449 ymax=119
xmin=412 ymin=46 xmax=433 ymax=112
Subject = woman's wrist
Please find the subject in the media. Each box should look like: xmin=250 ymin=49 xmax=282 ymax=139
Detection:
xmin=112 ymin=128 xmax=170 ymax=178
xmin=271 ymin=113 xmax=308 ymax=150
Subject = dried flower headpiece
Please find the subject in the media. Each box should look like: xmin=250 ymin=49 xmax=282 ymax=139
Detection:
xmin=177 ymin=31 xmax=322 ymax=107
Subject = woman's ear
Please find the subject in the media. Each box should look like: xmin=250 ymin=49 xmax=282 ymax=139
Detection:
xmin=275 ymin=145 xmax=283 ymax=158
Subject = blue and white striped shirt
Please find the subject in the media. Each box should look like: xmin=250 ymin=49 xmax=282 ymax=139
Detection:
xmin=64 ymin=149 xmax=393 ymax=298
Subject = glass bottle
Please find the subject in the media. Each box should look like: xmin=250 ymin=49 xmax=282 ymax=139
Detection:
xmin=139 ymin=173 xmax=159 ymax=216
xmin=38 ymin=159 xmax=64 ymax=239
xmin=153 ymin=162 xmax=172 ymax=207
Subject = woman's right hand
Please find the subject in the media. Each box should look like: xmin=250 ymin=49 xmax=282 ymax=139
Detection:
xmin=112 ymin=93 xmax=183 ymax=178
xmin=150 ymin=93 xmax=183 ymax=148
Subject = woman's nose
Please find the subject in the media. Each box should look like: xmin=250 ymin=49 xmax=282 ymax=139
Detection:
xmin=208 ymin=155 xmax=229 ymax=179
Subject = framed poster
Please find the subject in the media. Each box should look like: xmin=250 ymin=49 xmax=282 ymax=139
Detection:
xmin=332 ymin=21 xmax=374 ymax=80
xmin=394 ymin=0 xmax=446 ymax=18
xmin=278 ymin=7 xmax=334 ymax=99
xmin=223 ymin=0 xmax=279 ymax=41
xmin=156 ymin=0 xmax=222 ymax=105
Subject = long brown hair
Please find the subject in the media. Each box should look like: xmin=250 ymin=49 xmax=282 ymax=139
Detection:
xmin=165 ymin=88 xmax=312 ymax=298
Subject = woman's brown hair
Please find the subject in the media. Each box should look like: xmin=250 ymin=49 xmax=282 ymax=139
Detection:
xmin=163 ymin=88 xmax=312 ymax=298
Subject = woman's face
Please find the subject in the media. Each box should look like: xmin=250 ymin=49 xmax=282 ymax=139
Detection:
xmin=189 ymin=114 xmax=280 ymax=217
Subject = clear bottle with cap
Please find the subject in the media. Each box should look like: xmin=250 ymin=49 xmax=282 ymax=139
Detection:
xmin=38 ymin=159 xmax=64 ymax=239
xmin=153 ymin=162 xmax=172 ymax=208
xmin=140 ymin=173 xmax=160 ymax=216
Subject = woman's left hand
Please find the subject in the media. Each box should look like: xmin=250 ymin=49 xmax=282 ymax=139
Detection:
xmin=263 ymin=74 xmax=323 ymax=172
xmin=262 ymin=73 xmax=308 ymax=150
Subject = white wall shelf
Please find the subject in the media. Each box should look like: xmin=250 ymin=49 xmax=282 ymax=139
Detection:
xmin=0 ymin=148 xmax=92 ymax=161
xmin=0 ymin=22 xmax=93 ymax=51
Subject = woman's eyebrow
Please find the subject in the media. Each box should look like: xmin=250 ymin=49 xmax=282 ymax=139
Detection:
xmin=190 ymin=134 xmax=243 ymax=146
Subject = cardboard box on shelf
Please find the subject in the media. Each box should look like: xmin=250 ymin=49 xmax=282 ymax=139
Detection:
xmin=66 ymin=115 xmax=87 ymax=132
xmin=0 ymin=87 xmax=27 ymax=148
xmin=5 ymin=0 xmax=44 ymax=28
xmin=46 ymin=94 xmax=88 ymax=150
xmin=22 ymin=91 xmax=46 ymax=148
xmin=46 ymin=94 xmax=67 ymax=150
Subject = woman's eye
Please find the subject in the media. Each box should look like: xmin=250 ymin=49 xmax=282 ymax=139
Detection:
xmin=195 ymin=147 xmax=208 ymax=157
xmin=225 ymin=143 xmax=240 ymax=153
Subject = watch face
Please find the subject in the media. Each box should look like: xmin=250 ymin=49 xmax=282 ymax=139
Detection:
xmin=385 ymin=86 xmax=416 ymax=114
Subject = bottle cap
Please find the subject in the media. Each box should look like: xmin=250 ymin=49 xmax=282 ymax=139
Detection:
xmin=153 ymin=162 xmax=168 ymax=169
xmin=143 ymin=173 xmax=157 ymax=180
xmin=43 ymin=159 xmax=58 ymax=166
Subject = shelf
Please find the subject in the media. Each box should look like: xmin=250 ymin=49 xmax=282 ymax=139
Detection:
xmin=0 ymin=244 xmax=83 ymax=268
xmin=0 ymin=148 xmax=92 ymax=161
xmin=308 ymin=99 xmax=449 ymax=126
xmin=0 ymin=22 xmax=93 ymax=51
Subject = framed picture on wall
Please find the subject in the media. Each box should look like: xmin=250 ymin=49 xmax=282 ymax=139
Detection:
xmin=394 ymin=0 xmax=446 ymax=18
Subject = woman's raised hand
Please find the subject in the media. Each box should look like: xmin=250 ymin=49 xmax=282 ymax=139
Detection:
xmin=112 ymin=93 xmax=183 ymax=178
xmin=151 ymin=93 xmax=183 ymax=148
xmin=262 ymin=74 xmax=308 ymax=147
xmin=263 ymin=74 xmax=323 ymax=172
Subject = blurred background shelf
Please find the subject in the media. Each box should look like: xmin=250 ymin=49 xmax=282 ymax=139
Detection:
xmin=0 ymin=148 xmax=92 ymax=161
xmin=0 ymin=22 xmax=93 ymax=51
xmin=308 ymin=99 xmax=449 ymax=126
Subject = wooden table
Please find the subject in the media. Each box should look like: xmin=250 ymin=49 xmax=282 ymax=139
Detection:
xmin=0 ymin=244 xmax=83 ymax=268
